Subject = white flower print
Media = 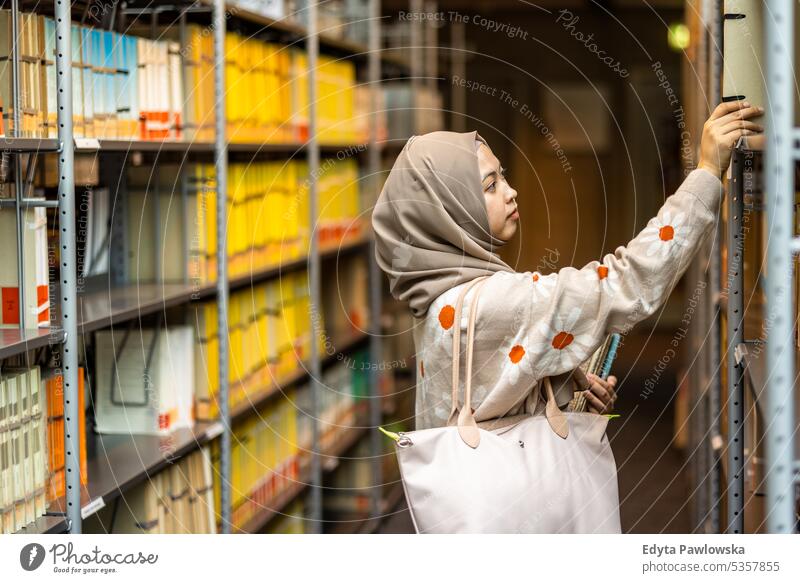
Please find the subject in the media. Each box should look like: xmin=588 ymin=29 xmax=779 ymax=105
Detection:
xmin=640 ymin=210 xmax=690 ymax=258
xmin=426 ymin=297 xmax=459 ymax=357
xmin=531 ymin=271 xmax=556 ymax=301
xmin=433 ymin=400 xmax=451 ymax=422
xmin=584 ymin=263 xmax=620 ymax=296
xmin=500 ymin=334 xmax=535 ymax=385
xmin=641 ymin=279 xmax=667 ymax=313
xmin=533 ymin=306 xmax=595 ymax=372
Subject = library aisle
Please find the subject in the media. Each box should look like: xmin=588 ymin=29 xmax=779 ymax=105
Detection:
xmin=0 ymin=0 xmax=798 ymax=542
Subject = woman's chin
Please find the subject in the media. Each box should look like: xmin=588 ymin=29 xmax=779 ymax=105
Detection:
xmin=499 ymin=221 xmax=518 ymax=242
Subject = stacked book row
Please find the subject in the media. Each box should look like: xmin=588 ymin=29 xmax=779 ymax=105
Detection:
xmin=1 ymin=366 xmax=92 ymax=534
xmin=1 ymin=11 xmax=376 ymax=144
xmin=84 ymin=446 xmax=216 ymax=533
xmin=0 ymin=197 xmax=49 ymax=330
xmin=124 ymin=158 xmax=363 ymax=287
xmin=193 ymin=269 xmax=325 ymax=421
xmin=0 ymin=366 xmax=47 ymax=533
xmin=219 ymin=348 xmax=370 ymax=531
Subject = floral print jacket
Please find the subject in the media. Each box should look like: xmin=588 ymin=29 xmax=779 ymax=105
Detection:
xmin=411 ymin=168 xmax=724 ymax=430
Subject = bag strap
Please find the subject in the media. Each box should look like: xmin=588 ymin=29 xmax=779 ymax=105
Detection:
xmin=543 ymin=376 xmax=569 ymax=439
xmin=448 ymin=275 xmax=569 ymax=448
xmin=456 ymin=277 xmax=490 ymax=448
xmin=446 ymin=276 xmax=491 ymax=427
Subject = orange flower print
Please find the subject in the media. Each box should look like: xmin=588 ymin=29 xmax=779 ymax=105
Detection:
xmin=641 ymin=211 xmax=690 ymax=258
xmin=501 ymin=337 xmax=534 ymax=384
xmin=534 ymin=307 xmax=594 ymax=371
xmin=438 ymin=305 xmax=455 ymax=330
xmin=426 ymin=286 xmax=468 ymax=357
xmin=585 ymin=262 xmax=620 ymax=295
xmin=530 ymin=271 xmax=556 ymax=301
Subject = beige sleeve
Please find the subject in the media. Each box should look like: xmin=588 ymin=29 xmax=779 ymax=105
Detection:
xmin=522 ymin=167 xmax=724 ymax=380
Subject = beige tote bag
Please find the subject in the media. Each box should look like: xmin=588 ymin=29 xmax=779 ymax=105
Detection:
xmin=393 ymin=275 xmax=622 ymax=533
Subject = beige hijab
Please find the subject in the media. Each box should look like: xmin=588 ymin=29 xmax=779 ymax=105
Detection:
xmin=372 ymin=130 xmax=516 ymax=318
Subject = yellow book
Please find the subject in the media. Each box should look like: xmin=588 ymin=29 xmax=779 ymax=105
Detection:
xmin=255 ymin=283 xmax=269 ymax=386
xmin=193 ymin=300 xmax=219 ymax=420
xmin=265 ymin=279 xmax=282 ymax=376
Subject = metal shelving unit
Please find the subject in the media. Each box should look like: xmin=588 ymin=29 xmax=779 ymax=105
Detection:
xmin=726 ymin=146 xmax=748 ymax=533
xmin=761 ymin=0 xmax=798 ymax=534
xmin=0 ymin=138 xmax=61 ymax=152
xmin=74 ymin=138 xmax=378 ymax=154
xmin=0 ymin=0 xmax=82 ymax=533
xmin=707 ymin=0 xmax=724 ymax=536
xmin=3 ymin=0 xmax=403 ymax=535
xmin=719 ymin=1 xmax=799 ymax=534
xmin=367 ymin=0 xmax=384 ymax=526
xmin=211 ymin=0 xmax=232 ymax=534
xmin=689 ymin=0 xmax=799 ymax=534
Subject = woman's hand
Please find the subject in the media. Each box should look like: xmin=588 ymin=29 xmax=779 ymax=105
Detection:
xmin=584 ymin=373 xmax=617 ymax=414
xmin=698 ymin=100 xmax=764 ymax=178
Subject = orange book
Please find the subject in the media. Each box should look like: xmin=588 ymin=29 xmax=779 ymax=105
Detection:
xmin=45 ymin=368 xmax=87 ymax=501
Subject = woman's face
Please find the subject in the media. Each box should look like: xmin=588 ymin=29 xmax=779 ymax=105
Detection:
xmin=477 ymin=143 xmax=518 ymax=241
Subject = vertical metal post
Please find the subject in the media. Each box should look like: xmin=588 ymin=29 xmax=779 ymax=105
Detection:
xmin=726 ymin=148 xmax=745 ymax=533
xmin=13 ymin=161 xmax=25 ymax=329
xmin=409 ymin=0 xmax=422 ymax=84
xmin=691 ymin=2 xmax=710 ymax=530
xmin=367 ymin=0 xmax=383 ymax=521
xmin=153 ymin=166 xmax=161 ymax=281
xmin=707 ymin=0 xmax=723 ymax=534
xmin=763 ymin=0 xmax=796 ymax=534
xmin=213 ymin=0 xmax=231 ymax=533
xmin=180 ymin=169 xmax=189 ymax=284
xmin=109 ymin=154 xmax=128 ymax=286
xmin=307 ymin=0 xmax=323 ymax=533
xmin=9 ymin=0 xmax=21 ymax=136
xmin=450 ymin=21 xmax=466 ymax=133
xmin=54 ymin=0 xmax=81 ymax=533
xmin=179 ymin=10 xmax=189 ymax=283
xmin=10 ymin=0 xmax=25 ymax=331
xmin=423 ymin=1 xmax=436 ymax=90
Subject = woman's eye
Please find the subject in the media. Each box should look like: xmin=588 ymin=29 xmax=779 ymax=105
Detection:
xmin=487 ymin=182 xmax=496 ymax=192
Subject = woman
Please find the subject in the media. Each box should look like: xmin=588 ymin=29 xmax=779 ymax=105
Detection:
xmin=372 ymin=101 xmax=763 ymax=431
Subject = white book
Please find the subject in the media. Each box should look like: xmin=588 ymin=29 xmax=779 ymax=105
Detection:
xmin=127 ymin=165 xmax=197 ymax=283
xmin=0 ymin=202 xmax=50 ymax=329
xmin=16 ymin=370 xmax=34 ymax=527
xmin=81 ymin=27 xmax=94 ymax=136
xmin=28 ymin=367 xmax=45 ymax=518
xmin=167 ymin=41 xmax=183 ymax=138
xmin=722 ymin=0 xmax=765 ymax=122
xmin=0 ymin=378 xmax=8 ymax=533
xmin=157 ymin=42 xmax=168 ymax=124
xmin=6 ymin=375 xmax=24 ymax=531
xmin=137 ymin=38 xmax=148 ymax=127
xmin=43 ymin=18 xmax=58 ymax=138
xmin=82 ymin=187 xmax=111 ymax=278
xmin=94 ymin=326 xmax=194 ymax=435
xmin=185 ymin=174 xmax=205 ymax=284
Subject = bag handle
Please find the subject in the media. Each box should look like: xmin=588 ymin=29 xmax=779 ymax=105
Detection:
xmin=455 ymin=277 xmax=490 ymax=447
xmin=447 ymin=276 xmax=569 ymax=447
xmin=446 ymin=276 xmax=490 ymax=428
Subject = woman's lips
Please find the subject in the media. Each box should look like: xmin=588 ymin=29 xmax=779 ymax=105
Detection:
xmin=508 ymin=209 xmax=519 ymax=220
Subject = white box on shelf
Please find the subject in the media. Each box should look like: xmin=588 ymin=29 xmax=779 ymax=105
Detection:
xmin=94 ymin=326 xmax=195 ymax=435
